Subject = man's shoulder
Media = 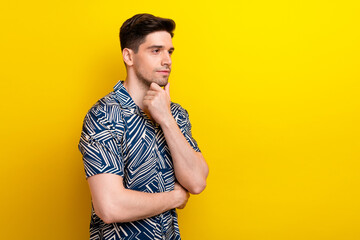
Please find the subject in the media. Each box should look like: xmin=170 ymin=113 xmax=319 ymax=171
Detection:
xmin=170 ymin=102 xmax=187 ymax=113
xmin=85 ymin=91 xmax=122 ymax=122
xmin=170 ymin=102 xmax=190 ymax=122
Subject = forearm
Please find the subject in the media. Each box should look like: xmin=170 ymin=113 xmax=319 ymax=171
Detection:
xmin=142 ymin=82 xmax=208 ymax=194
xmin=100 ymin=189 xmax=177 ymax=223
xmin=161 ymin=117 xmax=209 ymax=194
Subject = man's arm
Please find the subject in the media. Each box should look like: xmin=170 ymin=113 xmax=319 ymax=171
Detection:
xmin=88 ymin=173 xmax=189 ymax=224
xmin=160 ymin=118 xmax=208 ymax=194
xmin=143 ymin=83 xmax=209 ymax=194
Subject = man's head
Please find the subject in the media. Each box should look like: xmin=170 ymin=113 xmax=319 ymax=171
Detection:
xmin=120 ymin=14 xmax=176 ymax=87
xmin=120 ymin=13 xmax=175 ymax=53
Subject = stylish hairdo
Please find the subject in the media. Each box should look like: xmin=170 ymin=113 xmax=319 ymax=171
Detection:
xmin=119 ymin=13 xmax=176 ymax=53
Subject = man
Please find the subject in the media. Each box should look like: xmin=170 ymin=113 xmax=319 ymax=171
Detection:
xmin=78 ymin=13 xmax=209 ymax=240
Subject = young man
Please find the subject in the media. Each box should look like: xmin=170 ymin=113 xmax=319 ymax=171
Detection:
xmin=78 ymin=13 xmax=209 ymax=240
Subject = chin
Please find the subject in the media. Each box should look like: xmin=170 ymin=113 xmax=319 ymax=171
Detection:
xmin=154 ymin=79 xmax=169 ymax=87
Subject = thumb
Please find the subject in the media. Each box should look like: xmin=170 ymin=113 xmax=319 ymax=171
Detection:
xmin=164 ymin=82 xmax=170 ymax=97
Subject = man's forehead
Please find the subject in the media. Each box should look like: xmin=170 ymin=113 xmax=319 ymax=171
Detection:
xmin=141 ymin=31 xmax=174 ymax=48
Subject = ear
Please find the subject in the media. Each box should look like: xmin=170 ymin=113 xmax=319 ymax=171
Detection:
xmin=122 ymin=48 xmax=134 ymax=67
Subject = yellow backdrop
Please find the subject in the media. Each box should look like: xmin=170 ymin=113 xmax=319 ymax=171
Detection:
xmin=1 ymin=0 xmax=359 ymax=239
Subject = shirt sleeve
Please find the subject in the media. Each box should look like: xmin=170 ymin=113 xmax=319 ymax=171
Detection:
xmin=78 ymin=104 xmax=124 ymax=179
xmin=173 ymin=105 xmax=201 ymax=152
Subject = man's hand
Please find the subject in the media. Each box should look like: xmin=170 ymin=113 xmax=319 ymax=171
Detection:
xmin=143 ymin=82 xmax=172 ymax=125
xmin=173 ymin=182 xmax=190 ymax=209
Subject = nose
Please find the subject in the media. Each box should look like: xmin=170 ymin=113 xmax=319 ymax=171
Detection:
xmin=161 ymin=52 xmax=172 ymax=67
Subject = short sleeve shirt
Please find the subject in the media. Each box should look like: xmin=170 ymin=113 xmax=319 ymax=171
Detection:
xmin=78 ymin=80 xmax=200 ymax=240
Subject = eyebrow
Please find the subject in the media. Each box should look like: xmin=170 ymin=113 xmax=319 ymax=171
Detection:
xmin=147 ymin=45 xmax=175 ymax=51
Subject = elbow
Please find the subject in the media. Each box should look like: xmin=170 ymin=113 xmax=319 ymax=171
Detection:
xmin=190 ymin=166 xmax=209 ymax=195
xmin=99 ymin=212 xmax=114 ymax=225
xmin=93 ymin=201 xmax=128 ymax=224
xmin=93 ymin=204 xmax=115 ymax=224
xmin=188 ymin=168 xmax=209 ymax=195
xmin=189 ymin=180 xmax=207 ymax=195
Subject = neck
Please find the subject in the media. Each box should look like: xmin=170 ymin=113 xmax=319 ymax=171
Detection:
xmin=123 ymin=72 xmax=149 ymax=110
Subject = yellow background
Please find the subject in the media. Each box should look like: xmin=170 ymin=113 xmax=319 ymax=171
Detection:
xmin=1 ymin=0 xmax=359 ymax=239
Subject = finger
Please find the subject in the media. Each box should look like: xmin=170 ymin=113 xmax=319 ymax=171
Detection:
xmin=145 ymin=90 xmax=158 ymax=96
xmin=143 ymin=99 xmax=152 ymax=106
xmin=143 ymin=96 xmax=154 ymax=100
xmin=150 ymin=82 xmax=162 ymax=90
xmin=164 ymin=82 xmax=170 ymax=97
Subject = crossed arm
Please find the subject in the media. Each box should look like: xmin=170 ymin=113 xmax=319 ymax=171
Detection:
xmin=86 ymin=82 xmax=208 ymax=224
xmin=87 ymin=174 xmax=189 ymax=224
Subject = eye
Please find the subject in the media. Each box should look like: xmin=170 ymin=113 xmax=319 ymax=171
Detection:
xmin=152 ymin=49 xmax=160 ymax=54
xmin=168 ymin=50 xmax=174 ymax=55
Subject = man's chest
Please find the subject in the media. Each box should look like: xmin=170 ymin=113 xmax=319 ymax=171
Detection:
xmin=113 ymin=111 xmax=175 ymax=192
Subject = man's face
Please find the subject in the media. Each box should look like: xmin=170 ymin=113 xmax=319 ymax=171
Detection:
xmin=132 ymin=31 xmax=174 ymax=87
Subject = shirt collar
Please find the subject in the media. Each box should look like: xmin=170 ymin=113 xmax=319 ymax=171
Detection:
xmin=113 ymin=80 xmax=137 ymax=109
xmin=113 ymin=81 xmax=152 ymax=119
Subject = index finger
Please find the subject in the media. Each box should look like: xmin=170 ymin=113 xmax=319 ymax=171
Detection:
xmin=150 ymin=82 xmax=162 ymax=91
xmin=164 ymin=82 xmax=170 ymax=97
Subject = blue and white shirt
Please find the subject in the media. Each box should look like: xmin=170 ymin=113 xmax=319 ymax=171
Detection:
xmin=78 ymin=80 xmax=200 ymax=240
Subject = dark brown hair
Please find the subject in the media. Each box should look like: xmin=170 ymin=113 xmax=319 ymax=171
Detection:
xmin=119 ymin=13 xmax=175 ymax=53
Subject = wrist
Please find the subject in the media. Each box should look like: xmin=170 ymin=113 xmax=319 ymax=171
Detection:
xmin=172 ymin=189 xmax=186 ymax=209
xmin=166 ymin=190 xmax=179 ymax=209
xmin=159 ymin=114 xmax=176 ymax=129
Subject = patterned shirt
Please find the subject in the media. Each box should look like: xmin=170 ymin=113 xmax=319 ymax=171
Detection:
xmin=78 ymin=80 xmax=200 ymax=240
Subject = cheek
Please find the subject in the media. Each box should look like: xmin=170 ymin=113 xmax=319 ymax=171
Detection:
xmin=135 ymin=54 xmax=158 ymax=74
xmin=143 ymin=57 xmax=158 ymax=72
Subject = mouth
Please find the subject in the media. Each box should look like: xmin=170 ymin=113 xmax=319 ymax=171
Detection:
xmin=156 ymin=70 xmax=170 ymax=75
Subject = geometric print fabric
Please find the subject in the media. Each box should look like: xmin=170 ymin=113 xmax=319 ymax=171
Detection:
xmin=78 ymin=81 xmax=200 ymax=240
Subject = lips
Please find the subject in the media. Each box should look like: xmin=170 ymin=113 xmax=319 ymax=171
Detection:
xmin=156 ymin=70 xmax=170 ymax=75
